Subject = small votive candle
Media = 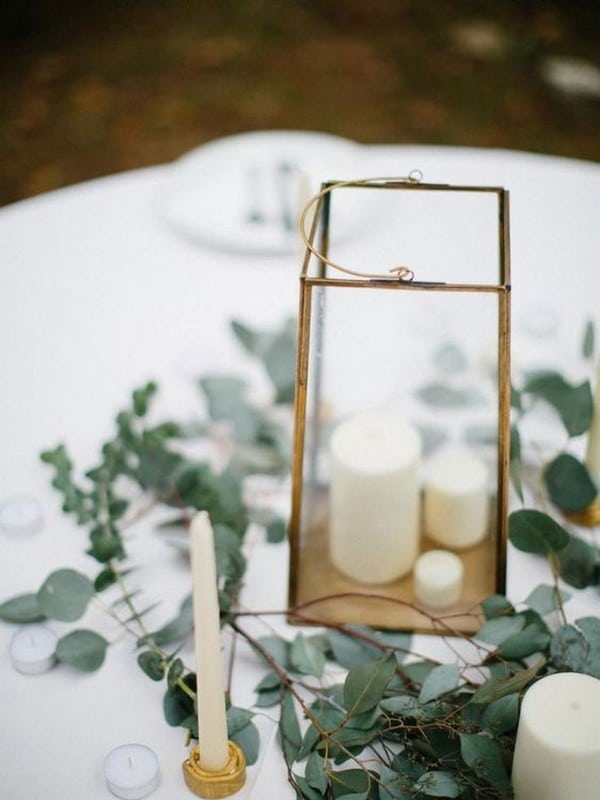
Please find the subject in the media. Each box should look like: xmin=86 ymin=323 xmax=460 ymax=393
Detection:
xmin=512 ymin=672 xmax=600 ymax=800
xmin=104 ymin=744 xmax=161 ymax=800
xmin=413 ymin=549 xmax=463 ymax=609
xmin=424 ymin=445 xmax=488 ymax=549
xmin=9 ymin=624 xmax=57 ymax=674
xmin=0 ymin=495 xmax=43 ymax=536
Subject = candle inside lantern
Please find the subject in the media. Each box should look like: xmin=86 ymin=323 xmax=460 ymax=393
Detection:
xmin=329 ymin=411 xmax=421 ymax=584
xmin=9 ymin=624 xmax=57 ymax=675
xmin=585 ymin=358 xmax=600 ymax=485
xmin=512 ymin=672 xmax=600 ymax=800
xmin=413 ymin=549 xmax=463 ymax=609
xmin=104 ymin=743 xmax=160 ymax=800
xmin=424 ymin=445 xmax=489 ymax=549
xmin=190 ymin=511 xmax=230 ymax=772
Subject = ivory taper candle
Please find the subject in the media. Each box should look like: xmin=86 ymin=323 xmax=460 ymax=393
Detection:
xmin=512 ymin=672 xmax=600 ymax=800
xmin=190 ymin=511 xmax=229 ymax=772
xmin=585 ymin=358 xmax=600 ymax=485
xmin=329 ymin=411 xmax=421 ymax=583
xmin=424 ymin=445 xmax=488 ymax=549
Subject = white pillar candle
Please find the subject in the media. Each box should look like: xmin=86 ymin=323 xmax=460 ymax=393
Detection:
xmin=0 ymin=495 xmax=43 ymax=536
xmin=424 ymin=445 xmax=488 ymax=549
xmin=329 ymin=411 xmax=421 ymax=584
xmin=585 ymin=358 xmax=600 ymax=485
xmin=190 ymin=511 xmax=230 ymax=772
xmin=413 ymin=549 xmax=464 ymax=609
xmin=104 ymin=743 xmax=160 ymax=800
xmin=512 ymin=672 xmax=600 ymax=800
xmin=9 ymin=624 xmax=57 ymax=674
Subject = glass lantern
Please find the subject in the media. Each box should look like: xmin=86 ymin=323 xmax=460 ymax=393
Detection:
xmin=288 ymin=176 xmax=511 ymax=634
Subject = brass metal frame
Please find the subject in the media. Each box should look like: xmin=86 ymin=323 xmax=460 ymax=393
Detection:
xmin=288 ymin=177 xmax=511 ymax=634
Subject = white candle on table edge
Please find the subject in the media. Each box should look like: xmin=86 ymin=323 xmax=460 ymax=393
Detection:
xmin=329 ymin=411 xmax=421 ymax=584
xmin=104 ymin=743 xmax=160 ymax=800
xmin=424 ymin=444 xmax=489 ymax=550
xmin=9 ymin=624 xmax=57 ymax=675
xmin=413 ymin=549 xmax=464 ymax=609
xmin=0 ymin=495 xmax=43 ymax=536
xmin=512 ymin=672 xmax=600 ymax=800
xmin=190 ymin=511 xmax=230 ymax=771
xmin=585 ymin=357 xmax=600 ymax=485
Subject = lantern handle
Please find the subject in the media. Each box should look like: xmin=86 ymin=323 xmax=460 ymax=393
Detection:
xmin=298 ymin=173 xmax=423 ymax=281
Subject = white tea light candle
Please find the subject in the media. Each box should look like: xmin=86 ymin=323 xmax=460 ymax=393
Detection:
xmin=329 ymin=411 xmax=421 ymax=583
xmin=424 ymin=445 xmax=488 ymax=549
xmin=585 ymin=358 xmax=600 ymax=485
xmin=9 ymin=624 xmax=57 ymax=675
xmin=0 ymin=495 xmax=43 ymax=536
xmin=414 ymin=549 xmax=463 ymax=609
xmin=104 ymin=743 xmax=160 ymax=800
xmin=190 ymin=511 xmax=230 ymax=772
xmin=512 ymin=672 xmax=600 ymax=800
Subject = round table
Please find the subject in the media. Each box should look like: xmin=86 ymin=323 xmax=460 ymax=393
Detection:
xmin=1 ymin=143 xmax=599 ymax=799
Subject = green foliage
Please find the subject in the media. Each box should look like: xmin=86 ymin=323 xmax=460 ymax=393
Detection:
xmin=522 ymin=370 xmax=593 ymax=437
xmin=544 ymin=453 xmax=597 ymax=512
xmin=231 ymin=317 xmax=296 ymax=404
xmin=0 ymin=593 xmax=45 ymax=623
xmin=418 ymin=664 xmax=461 ymax=704
xmin=55 ymin=630 xmax=108 ymax=671
xmin=508 ymin=509 xmax=569 ymax=554
xmin=582 ymin=319 xmax=595 ymax=360
xmin=37 ymin=569 xmax=95 ymax=622
xmin=343 ymin=652 xmax=396 ymax=716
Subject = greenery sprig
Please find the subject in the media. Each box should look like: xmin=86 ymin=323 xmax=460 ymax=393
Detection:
xmin=1 ymin=317 xmax=598 ymax=799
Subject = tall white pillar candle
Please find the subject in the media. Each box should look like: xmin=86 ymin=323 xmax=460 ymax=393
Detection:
xmin=190 ymin=511 xmax=229 ymax=772
xmin=512 ymin=672 xmax=600 ymax=800
xmin=413 ymin=549 xmax=464 ymax=609
xmin=424 ymin=445 xmax=488 ymax=549
xmin=585 ymin=358 xmax=600 ymax=485
xmin=329 ymin=411 xmax=421 ymax=584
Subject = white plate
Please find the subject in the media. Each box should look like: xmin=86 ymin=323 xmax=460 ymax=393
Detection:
xmin=162 ymin=130 xmax=366 ymax=255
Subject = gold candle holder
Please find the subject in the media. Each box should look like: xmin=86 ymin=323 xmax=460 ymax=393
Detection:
xmin=182 ymin=741 xmax=246 ymax=798
xmin=564 ymin=496 xmax=600 ymax=528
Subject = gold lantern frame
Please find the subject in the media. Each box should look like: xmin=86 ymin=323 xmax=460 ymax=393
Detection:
xmin=288 ymin=176 xmax=511 ymax=634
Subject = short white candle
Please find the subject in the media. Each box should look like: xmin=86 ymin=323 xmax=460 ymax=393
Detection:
xmin=413 ymin=549 xmax=464 ymax=609
xmin=585 ymin=358 xmax=600 ymax=485
xmin=190 ymin=511 xmax=230 ymax=771
xmin=329 ymin=411 xmax=421 ymax=584
xmin=104 ymin=743 xmax=160 ymax=800
xmin=0 ymin=495 xmax=43 ymax=536
xmin=9 ymin=624 xmax=57 ymax=675
xmin=512 ymin=672 xmax=600 ymax=800
xmin=424 ymin=445 xmax=488 ymax=549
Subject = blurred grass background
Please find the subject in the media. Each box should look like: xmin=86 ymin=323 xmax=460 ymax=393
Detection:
xmin=1 ymin=0 xmax=598 ymax=206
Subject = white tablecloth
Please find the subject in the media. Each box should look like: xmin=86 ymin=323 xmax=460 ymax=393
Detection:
xmin=1 ymin=144 xmax=599 ymax=799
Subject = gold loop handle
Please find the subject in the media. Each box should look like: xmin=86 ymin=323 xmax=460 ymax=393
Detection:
xmin=298 ymin=173 xmax=423 ymax=282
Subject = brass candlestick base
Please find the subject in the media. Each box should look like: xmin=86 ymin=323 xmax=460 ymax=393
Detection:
xmin=564 ymin=497 xmax=600 ymax=528
xmin=182 ymin=741 xmax=246 ymax=798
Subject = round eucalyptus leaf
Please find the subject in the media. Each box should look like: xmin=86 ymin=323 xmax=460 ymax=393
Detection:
xmin=508 ymin=509 xmax=569 ymax=554
xmin=37 ymin=569 xmax=95 ymax=622
xmin=545 ymin=453 xmax=597 ymax=512
xmin=137 ymin=650 xmax=165 ymax=681
xmin=56 ymin=629 xmax=108 ymax=671
xmin=0 ymin=592 xmax=45 ymax=623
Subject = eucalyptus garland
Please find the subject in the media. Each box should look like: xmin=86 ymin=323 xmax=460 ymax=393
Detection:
xmin=1 ymin=317 xmax=599 ymax=800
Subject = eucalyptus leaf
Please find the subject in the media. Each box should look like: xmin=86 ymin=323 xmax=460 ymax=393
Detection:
xmin=497 ymin=625 xmax=550 ymax=660
xmin=582 ymin=319 xmax=595 ymax=359
xmin=290 ymin=633 xmax=326 ymax=677
xmin=305 ymin=752 xmax=329 ymax=794
xmin=279 ymin=690 xmax=302 ymax=764
xmin=557 ymin=534 xmax=599 ymax=589
xmin=508 ymin=509 xmax=569 ymax=554
xmin=413 ymin=770 xmax=461 ymax=798
xmin=477 ymin=615 xmax=526 ymax=646
xmin=163 ymin=673 xmax=196 ymax=732
xmin=257 ymin=635 xmax=289 ymax=668
xmin=523 ymin=371 xmax=593 ymax=437
xmin=343 ymin=652 xmax=396 ymax=715
xmin=140 ymin=594 xmax=193 ymax=647
xmin=292 ymin=774 xmax=325 ymax=800
xmin=545 ymin=453 xmax=597 ymax=512
xmin=0 ymin=593 xmax=45 ymax=623
xmin=460 ymin=733 xmax=510 ymax=792
xmin=416 ymin=383 xmax=484 ymax=409
xmin=510 ymin=424 xmax=524 ymax=502
xmin=471 ymin=659 xmax=545 ymax=704
xmin=419 ymin=664 xmax=460 ymax=704
xmin=228 ymin=712 xmax=259 ymax=765
xmin=329 ymin=768 xmax=371 ymax=799
xmin=266 ymin=517 xmax=287 ymax=543
xmin=525 ymin=584 xmax=571 ymax=616
xmin=56 ymin=629 xmax=108 ymax=671
xmin=138 ymin=650 xmax=165 ymax=681
xmin=481 ymin=595 xmax=514 ymax=620
xmin=480 ymin=693 xmax=519 ymax=734
xmin=37 ymin=569 xmax=95 ymax=622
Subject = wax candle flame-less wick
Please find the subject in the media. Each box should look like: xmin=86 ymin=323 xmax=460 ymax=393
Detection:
xmin=128 ymin=754 xmax=134 ymax=768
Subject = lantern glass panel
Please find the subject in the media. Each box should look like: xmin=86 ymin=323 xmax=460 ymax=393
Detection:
xmin=289 ymin=180 xmax=510 ymax=634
